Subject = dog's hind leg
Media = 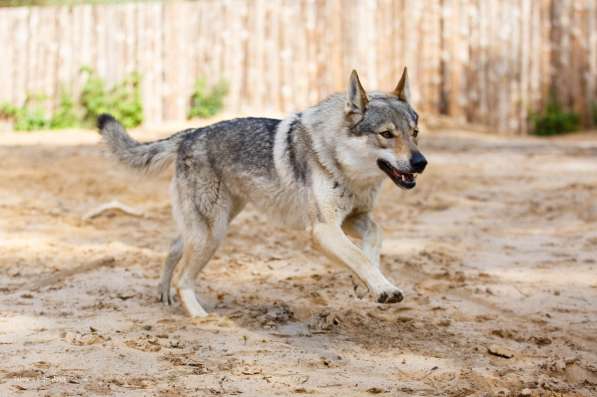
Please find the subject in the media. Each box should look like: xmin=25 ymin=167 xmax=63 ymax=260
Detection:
xmin=175 ymin=222 xmax=227 ymax=318
xmin=174 ymin=192 xmax=235 ymax=318
xmin=158 ymin=236 xmax=183 ymax=305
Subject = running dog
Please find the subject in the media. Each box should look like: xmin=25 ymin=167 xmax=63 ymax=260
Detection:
xmin=97 ymin=68 xmax=427 ymax=317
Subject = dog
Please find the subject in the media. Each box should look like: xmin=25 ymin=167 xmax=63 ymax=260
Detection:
xmin=97 ymin=68 xmax=427 ymax=317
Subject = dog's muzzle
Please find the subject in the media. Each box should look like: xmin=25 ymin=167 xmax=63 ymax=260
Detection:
xmin=377 ymin=159 xmax=417 ymax=190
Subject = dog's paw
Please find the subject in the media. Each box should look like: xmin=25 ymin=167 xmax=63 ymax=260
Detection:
xmin=376 ymin=288 xmax=404 ymax=304
xmin=158 ymin=283 xmax=175 ymax=306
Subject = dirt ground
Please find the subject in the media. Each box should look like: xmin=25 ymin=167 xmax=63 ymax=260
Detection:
xmin=0 ymin=121 xmax=596 ymax=397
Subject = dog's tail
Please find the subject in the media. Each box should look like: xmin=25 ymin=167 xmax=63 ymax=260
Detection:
xmin=97 ymin=114 xmax=190 ymax=174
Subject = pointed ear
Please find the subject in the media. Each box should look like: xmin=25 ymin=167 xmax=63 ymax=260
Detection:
xmin=345 ymin=70 xmax=368 ymax=121
xmin=393 ymin=67 xmax=411 ymax=103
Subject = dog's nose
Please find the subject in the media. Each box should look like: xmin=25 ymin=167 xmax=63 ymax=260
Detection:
xmin=409 ymin=152 xmax=427 ymax=173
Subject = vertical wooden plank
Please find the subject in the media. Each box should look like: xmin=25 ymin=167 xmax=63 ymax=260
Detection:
xmin=137 ymin=2 xmax=162 ymax=124
xmin=466 ymin=0 xmax=479 ymax=123
xmin=115 ymin=4 xmax=127 ymax=84
xmin=588 ymin=0 xmax=597 ymax=123
xmin=478 ymin=0 xmax=488 ymax=126
xmin=0 ymin=8 xmax=10 ymax=105
xmin=0 ymin=9 xmax=8 ymax=105
xmin=329 ymin=0 xmax=344 ymax=92
xmin=540 ymin=0 xmax=551 ymax=111
xmin=427 ymin=0 xmax=442 ymax=115
xmin=135 ymin=2 xmax=148 ymax=122
xmin=304 ymin=0 xmax=317 ymax=104
xmin=278 ymin=0 xmax=293 ymax=112
xmin=179 ymin=0 xmax=194 ymax=121
xmin=154 ymin=2 xmax=165 ymax=124
xmin=560 ymin=0 xmax=572 ymax=107
xmin=45 ymin=6 xmax=60 ymax=113
xmin=61 ymin=5 xmax=77 ymax=98
xmin=162 ymin=1 xmax=178 ymax=121
xmin=105 ymin=4 xmax=118 ymax=86
xmin=25 ymin=6 xmax=38 ymax=101
xmin=223 ymin=0 xmax=244 ymax=113
xmin=453 ymin=0 xmax=469 ymax=121
xmin=392 ymin=0 xmax=405 ymax=99
xmin=519 ymin=0 xmax=531 ymax=134
xmin=571 ymin=0 xmax=590 ymax=123
xmin=528 ymin=0 xmax=543 ymax=119
xmin=79 ymin=4 xmax=94 ymax=72
xmin=268 ymin=0 xmax=281 ymax=112
xmin=293 ymin=0 xmax=307 ymax=109
xmin=13 ymin=7 xmax=28 ymax=106
xmin=550 ymin=0 xmax=564 ymax=105
xmin=123 ymin=2 xmax=135 ymax=75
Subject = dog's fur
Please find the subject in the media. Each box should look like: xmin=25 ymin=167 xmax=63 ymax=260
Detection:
xmin=98 ymin=69 xmax=427 ymax=317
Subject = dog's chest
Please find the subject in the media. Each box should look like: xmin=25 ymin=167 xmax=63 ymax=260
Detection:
xmin=330 ymin=182 xmax=379 ymax=221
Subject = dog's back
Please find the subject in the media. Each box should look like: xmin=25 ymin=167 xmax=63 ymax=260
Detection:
xmin=98 ymin=114 xmax=280 ymax=178
xmin=98 ymin=114 xmax=318 ymax=228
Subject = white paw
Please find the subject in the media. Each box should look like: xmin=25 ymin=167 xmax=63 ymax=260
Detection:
xmin=177 ymin=288 xmax=209 ymax=318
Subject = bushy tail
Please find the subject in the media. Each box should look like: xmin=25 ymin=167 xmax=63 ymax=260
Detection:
xmin=97 ymin=114 xmax=189 ymax=174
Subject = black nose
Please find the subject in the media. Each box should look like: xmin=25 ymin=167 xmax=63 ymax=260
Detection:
xmin=410 ymin=152 xmax=427 ymax=173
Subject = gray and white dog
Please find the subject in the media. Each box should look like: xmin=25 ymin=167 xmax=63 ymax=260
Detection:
xmin=98 ymin=68 xmax=427 ymax=317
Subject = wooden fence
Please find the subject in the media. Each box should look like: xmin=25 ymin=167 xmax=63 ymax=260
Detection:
xmin=0 ymin=0 xmax=596 ymax=133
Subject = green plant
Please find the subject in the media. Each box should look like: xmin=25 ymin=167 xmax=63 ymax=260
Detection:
xmin=1 ymin=67 xmax=143 ymax=132
xmin=80 ymin=67 xmax=143 ymax=128
xmin=0 ymin=102 xmax=18 ymax=119
xmin=50 ymin=90 xmax=79 ymax=129
xmin=79 ymin=66 xmax=109 ymax=125
xmin=530 ymin=100 xmax=580 ymax=136
xmin=591 ymin=102 xmax=597 ymax=126
xmin=0 ymin=94 xmax=51 ymax=131
xmin=188 ymin=78 xmax=228 ymax=119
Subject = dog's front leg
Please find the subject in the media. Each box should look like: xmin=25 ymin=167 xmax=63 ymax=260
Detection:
xmin=312 ymin=223 xmax=403 ymax=303
xmin=342 ymin=213 xmax=382 ymax=268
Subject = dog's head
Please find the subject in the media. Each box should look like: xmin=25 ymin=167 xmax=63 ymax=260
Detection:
xmin=341 ymin=69 xmax=427 ymax=190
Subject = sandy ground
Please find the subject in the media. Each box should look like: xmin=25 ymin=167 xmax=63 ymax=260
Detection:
xmin=0 ymin=123 xmax=596 ymax=397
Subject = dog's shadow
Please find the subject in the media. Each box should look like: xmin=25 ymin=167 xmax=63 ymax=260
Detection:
xmin=181 ymin=258 xmax=458 ymax=356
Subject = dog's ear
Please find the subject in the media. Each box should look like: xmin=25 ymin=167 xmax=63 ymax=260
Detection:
xmin=393 ymin=67 xmax=411 ymax=103
xmin=345 ymin=70 xmax=368 ymax=123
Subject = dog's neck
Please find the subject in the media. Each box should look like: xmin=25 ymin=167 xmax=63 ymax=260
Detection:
xmin=300 ymin=96 xmax=385 ymax=193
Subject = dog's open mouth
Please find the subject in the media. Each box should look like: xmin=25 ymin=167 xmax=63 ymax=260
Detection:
xmin=377 ymin=159 xmax=416 ymax=189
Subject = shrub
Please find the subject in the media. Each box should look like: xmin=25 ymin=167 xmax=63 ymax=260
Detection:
xmin=0 ymin=103 xmax=18 ymax=119
xmin=1 ymin=68 xmax=144 ymax=131
xmin=80 ymin=67 xmax=143 ymax=128
xmin=188 ymin=78 xmax=228 ymax=119
xmin=1 ymin=94 xmax=50 ymax=131
xmin=530 ymin=100 xmax=580 ymax=136
xmin=50 ymin=90 xmax=79 ymax=129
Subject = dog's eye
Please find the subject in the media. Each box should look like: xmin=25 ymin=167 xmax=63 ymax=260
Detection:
xmin=379 ymin=130 xmax=394 ymax=139
xmin=412 ymin=128 xmax=419 ymax=138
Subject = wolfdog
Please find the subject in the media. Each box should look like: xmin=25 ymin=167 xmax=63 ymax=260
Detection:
xmin=97 ymin=68 xmax=427 ymax=317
